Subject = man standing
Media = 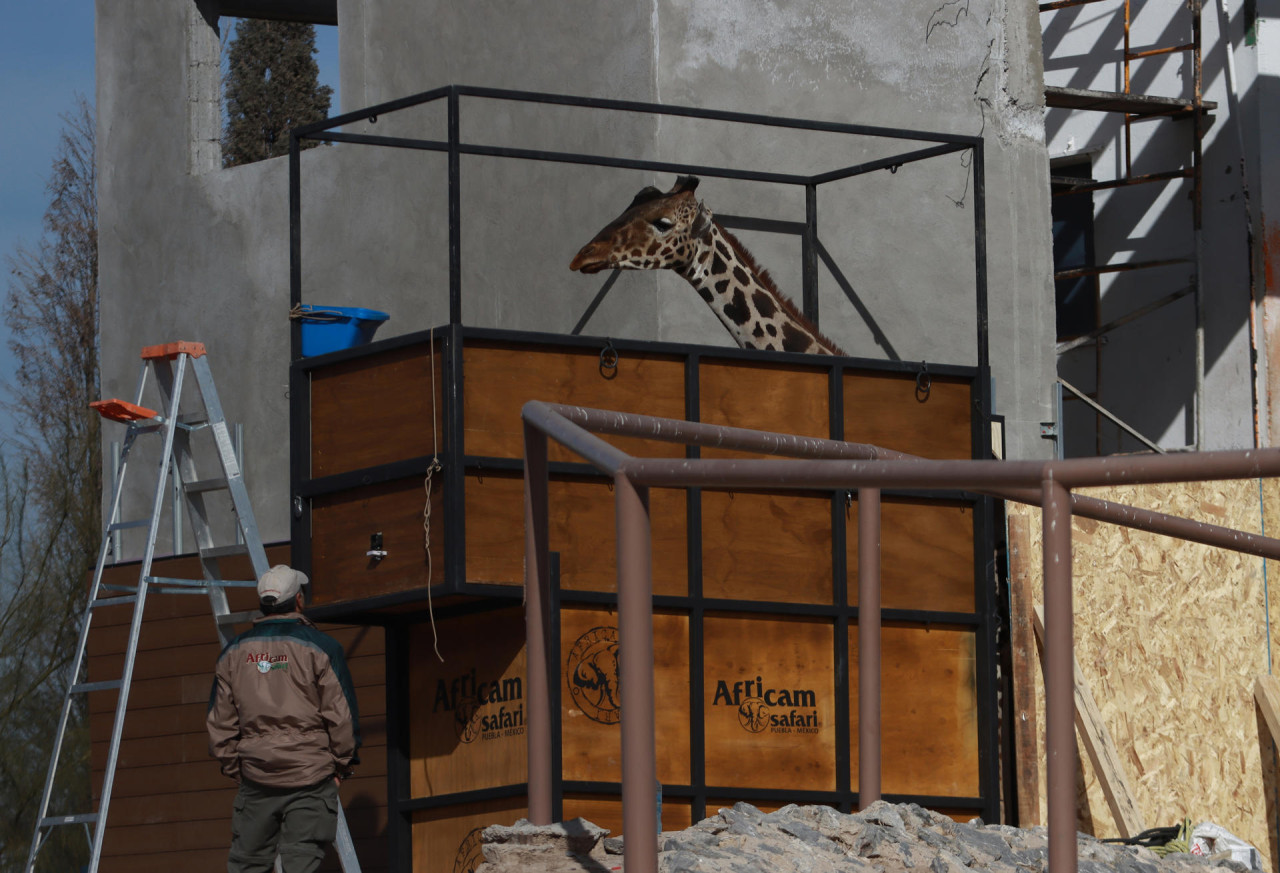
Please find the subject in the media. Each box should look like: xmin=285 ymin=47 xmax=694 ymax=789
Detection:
xmin=207 ymin=564 xmax=361 ymax=873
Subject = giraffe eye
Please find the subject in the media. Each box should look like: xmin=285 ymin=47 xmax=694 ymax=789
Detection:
xmin=652 ymin=218 xmax=675 ymax=232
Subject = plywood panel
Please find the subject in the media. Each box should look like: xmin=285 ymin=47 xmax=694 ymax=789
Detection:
xmin=699 ymin=360 xmax=829 ymax=459
xmin=463 ymin=343 xmax=686 ymax=462
xmin=561 ymin=606 xmax=690 ymax=786
xmin=412 ymin=797 xmax=528 ymax=873
xmin=701 ymin=491 xmax=832 ymax=604
xmin=409 ymin=608 xmax=528 ymax=797
xmin=703 ymin=614 xmax=835 ymax=790
xmin=850 ymin=623 xmax=979 ymax=798
xmin=1010 ymin=480 xmax=1277 ymax=866
xmin=465 ymin=473 xmax=687 ymax=595
xmin=844 ymin=371 xmax=972 ymax=459
xmin=311 ymin=342 xmax=444 ymax=478
xmin=309 ymin=475 xmax=445 ymax=604
xmin=847 ymin=497 xmax=975 ymax=612
xmin=561 ymin=794 xmax=693 ymax=836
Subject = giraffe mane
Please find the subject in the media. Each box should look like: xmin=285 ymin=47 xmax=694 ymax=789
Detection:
xmin=714 ymin=222 xmax=846 ymax=356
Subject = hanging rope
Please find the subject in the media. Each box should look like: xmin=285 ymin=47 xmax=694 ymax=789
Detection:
xmin=422 ymin=328 xmax=444 ymax=662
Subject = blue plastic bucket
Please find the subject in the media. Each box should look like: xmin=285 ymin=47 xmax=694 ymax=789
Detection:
xmin=297 ymin=305 xmax=391 ymax=357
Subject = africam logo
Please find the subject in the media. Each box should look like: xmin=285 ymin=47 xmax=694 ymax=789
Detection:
xmin=711 ymin=677 xmax=821 ymax=734
xmin=566 ymin=626 xmax=620 ymax=725
xmin=244 ymin=652 xmax=289 ymax=675
xmin=432 ymin=668 xmax=524 ymax=744
xmin=453 ymin=827 xmax=485 ymax=873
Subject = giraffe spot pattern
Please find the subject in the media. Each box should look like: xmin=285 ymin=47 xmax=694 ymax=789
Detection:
xmin=766 ymin=324 xmax=778 ymax=337
xmin=697 ymin=286 xmax=714 ymax=303
xmin=781 ymin=323 xmax=812 ymax=353
xmin=752 ymin=323 xmax=766 ymax=339
xmin=714 ymin=279 xmax=730 ymax=295
xmin=732 ymin=267 xmax=750 ymax=286
xmin=712 ymin=254 xmax=727 ymax=275
xmin=752 ymin=291 xmax=777 ymax=319
xmin=723 ymin=289 xmax=752 ymax=326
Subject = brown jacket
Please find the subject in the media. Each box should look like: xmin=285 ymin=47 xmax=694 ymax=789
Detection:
xmin=207 ymin=612 xmax=361 ymax=788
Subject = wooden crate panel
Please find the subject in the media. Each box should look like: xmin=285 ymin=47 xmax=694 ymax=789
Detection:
xmin=311 ymin=342 xmax=444 ymax=478
xmin=412 ymin=797 xmax=528 ymax=873
xmin=843 ymin=371 xmax=972 ymax=459
xmin=560 ymin=606 xmax=690 ymax=786
xmin=849 ymin=623 xmax=979 ymax=797
xmin=462 ymin=343 xmax=686 ymax=462
xmin=465 ymin=473 xmax=687 ymax=595
xmin=701 ymin=490 xmax=832 ymax=604
xmin=847 ymin=497 xmax=975 ymax=613
xmin=702 ymin=614 xmax=835 ymax=791
xmin=562 ymin=794 xmax=693 ymax=836
xmin=409 ymin=608 xmax=528 ymax=797
xmin=699 ymin=360 xmax=829 ymax=458
xmin=309 ymin=476 xmax=445 ymax=604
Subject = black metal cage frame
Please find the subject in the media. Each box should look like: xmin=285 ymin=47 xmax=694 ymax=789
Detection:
xmin=285 ymin=84 xmax=997 ymax=868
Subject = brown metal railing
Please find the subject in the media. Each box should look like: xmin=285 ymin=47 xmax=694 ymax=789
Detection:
xmin=522 ymin=401 xmax=1280 ymax=873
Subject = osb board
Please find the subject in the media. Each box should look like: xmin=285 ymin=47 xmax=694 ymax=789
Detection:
xmin=843 ymin=372 xmax=972 ymax=459
xmin=849 ymin=623 xmax=980 ymax=798
xmin=411 ymin=796 xmax=527 ymax=873
xmin=847 ymin=497 xmax=975 ymax=613
xmin=311 ymin=342 xmax=444 ymax=478
xmin=701 ymin=490 xmax=832 ymax=603
xmin=462 ymin=342 xmax=686 ymax=462
xmin=561 ymin=794 xmax=694 ymax=836
xmin=1008 ymin=479 xmax=1278 ymax=868
xmin=702 ymin=613 xmax=836 ymax=791
xmin=409 ymin=607 xmax=527 ymax=798
xmin=699 ymin=359 xmax=829 ymax=459
xmin=464 ymin=473 xmax=688 ymax=595
xmin=560 ymin=606 xmax=691 ymax=785
xmin=309 ymin=475 xmax=445 ymax=604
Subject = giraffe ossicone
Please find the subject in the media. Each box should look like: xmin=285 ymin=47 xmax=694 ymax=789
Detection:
xmin=570 ymin=175 xmax=844 ymax=356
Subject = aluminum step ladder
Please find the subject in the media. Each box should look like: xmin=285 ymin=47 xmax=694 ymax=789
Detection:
xmin=24 ymin=341 xmax=361 ymax=873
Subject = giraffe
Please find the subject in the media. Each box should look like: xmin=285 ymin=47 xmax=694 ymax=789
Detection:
xmin=569 ymin=175 xmax=844 ymax=356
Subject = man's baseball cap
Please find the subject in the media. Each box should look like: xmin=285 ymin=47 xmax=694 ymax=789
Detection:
xmin=258 ymin=564 xmax=308 ymax=602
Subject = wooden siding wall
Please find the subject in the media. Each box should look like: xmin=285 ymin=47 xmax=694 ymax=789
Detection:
xmin=88 ymin=549 xmax=388 ymax=873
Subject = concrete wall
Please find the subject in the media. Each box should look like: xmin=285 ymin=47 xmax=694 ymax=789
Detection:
xmin=96 ymin=0 xmax=1057 ymax=553
xmin=1041 ymin=0 xmax=1265 ymax=453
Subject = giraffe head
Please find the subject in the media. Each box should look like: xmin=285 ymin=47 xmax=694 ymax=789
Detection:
xmin=570 ymin=176 xmax=714 ymax=275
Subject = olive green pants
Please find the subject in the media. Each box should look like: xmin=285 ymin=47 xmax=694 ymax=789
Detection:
xmin=229 ymin=777 xmax=339 ymax=873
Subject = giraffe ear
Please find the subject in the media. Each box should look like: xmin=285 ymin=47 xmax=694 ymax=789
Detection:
xmin=691 ymin=204 xmax=713 ymax=242
xmin=671 ymin=175 xmax=700 ymax=195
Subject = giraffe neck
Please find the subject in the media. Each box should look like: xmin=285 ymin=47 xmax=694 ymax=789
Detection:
xmin=676 ymin=222 xmax=841 ymax=356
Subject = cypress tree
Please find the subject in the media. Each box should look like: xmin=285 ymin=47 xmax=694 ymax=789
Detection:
xmin=222 ymin=19 xmax=333 ymax=167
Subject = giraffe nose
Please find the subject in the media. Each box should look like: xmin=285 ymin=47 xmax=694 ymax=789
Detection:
xmin=570 ymin=242 xmax=610 ymax=274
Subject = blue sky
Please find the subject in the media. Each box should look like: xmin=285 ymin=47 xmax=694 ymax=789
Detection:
xmin=0 ymin=6 xmax=337 ymax=444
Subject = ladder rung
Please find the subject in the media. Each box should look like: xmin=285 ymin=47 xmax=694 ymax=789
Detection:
xmin=109 ymin=519 xmax=151 ymax=532
xmin=201 ymin=544 xmax=250 ymax=559
xmin=39 ymin=812 xmax=99 ymax=828
xmin=71 ymin=679 xmax=122 ymax=694
xmin=218 ymin=610 xmax=260 ymax=625
xmin=100 ymin=583 xmax=141 ymax=594
xmin=146 ymin=576 xmax=257 ymax=590
xmin=185 ymin=477 xmax=229 ymax=494
xmin=91 ymin=594 xmax=137 ymax=608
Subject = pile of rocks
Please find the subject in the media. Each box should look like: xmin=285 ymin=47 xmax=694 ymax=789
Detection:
xmin=476 ymin=801 xmax=1250 ymax=873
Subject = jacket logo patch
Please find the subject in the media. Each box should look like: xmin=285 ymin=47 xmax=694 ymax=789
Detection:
xmin=245 ymin=653 xmax=289 ymax=674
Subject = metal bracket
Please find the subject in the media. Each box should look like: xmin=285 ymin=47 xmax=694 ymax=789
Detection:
xmin=1040 ymin=421 xmax=1059 ymax=439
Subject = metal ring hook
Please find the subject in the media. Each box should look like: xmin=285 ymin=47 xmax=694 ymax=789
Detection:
xmin=599 ymin=340 xmax=619 ymax=380
xmin=915 ymin=361 xmax=932 ymax=402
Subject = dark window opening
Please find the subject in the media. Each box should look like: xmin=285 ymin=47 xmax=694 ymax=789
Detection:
xmin=1050 ymin=161 xmax=1099 ymax=341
